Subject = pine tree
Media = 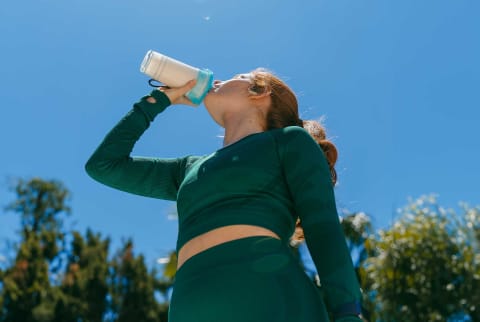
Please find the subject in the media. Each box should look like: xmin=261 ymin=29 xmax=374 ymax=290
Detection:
xmin=0 ymin=178 xmax=70 ymax=321
xmin=109 ymin=240 xmax=164 ymax=322
xmin=53 ymin=230 xmax=110 ymax=322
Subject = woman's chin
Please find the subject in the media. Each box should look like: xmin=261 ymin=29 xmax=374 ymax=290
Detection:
xmin=203 ymin=92 xmax=216 ymax=107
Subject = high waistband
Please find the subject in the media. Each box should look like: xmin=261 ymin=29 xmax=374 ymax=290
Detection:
xmin=174 ymin=236 xmax=295 ymax=283
xmin=168 ymin=235 xmax=331 ymax=322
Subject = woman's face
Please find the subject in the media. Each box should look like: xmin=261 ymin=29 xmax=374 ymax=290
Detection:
xmin=203 ymin=73 xmax=257 ymax=126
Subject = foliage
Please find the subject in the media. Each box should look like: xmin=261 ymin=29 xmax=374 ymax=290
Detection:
xmin=1 ymin=178 xmax=69 ymax=322
xmin=109 ymin=240 xmax=165 ymax=322
xmin=161 ymin=251 xmax=178 ymax=281
xmin=361 ymin=195 xmax=480 ymax=321
xmin=53 ymin=230 xmax=110 ymax=322
xmin=0 ymin=177 xmax=171 ymax=322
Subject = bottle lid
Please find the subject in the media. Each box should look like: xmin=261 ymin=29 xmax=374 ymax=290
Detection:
xmin=185 ymin=69 xmax=214 ymax=105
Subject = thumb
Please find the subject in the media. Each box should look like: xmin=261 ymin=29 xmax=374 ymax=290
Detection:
xmin=180 ymin=79 xmax=197 ymax=95
xmin=163 ymin=79 xmax=198 ymax=106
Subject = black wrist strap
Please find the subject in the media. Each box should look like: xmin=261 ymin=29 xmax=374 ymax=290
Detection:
xmin=148 ymin=79 xmax=161 ymax=88
xmin=148 ymin=79 xmax=171 ymax=89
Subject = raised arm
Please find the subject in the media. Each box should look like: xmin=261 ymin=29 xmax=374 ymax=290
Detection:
xmin=85 ymin=90 xmax=202 ymax=201
xmin=278 ymin=126 xmax=362 ymax=321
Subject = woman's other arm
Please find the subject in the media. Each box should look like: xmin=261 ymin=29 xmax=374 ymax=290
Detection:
xmin=278 ymin=126 xmax=362 ymax=321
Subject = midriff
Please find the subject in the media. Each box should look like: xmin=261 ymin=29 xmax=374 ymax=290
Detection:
xmin=176 ymin=225 xmax=281 ymax=271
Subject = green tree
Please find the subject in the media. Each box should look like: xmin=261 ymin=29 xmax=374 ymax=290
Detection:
xmin=0 ymin=177 xmax=70 ymax=322
xmin=0 ymin=268 xmax=3 ymax=311
xmin=361 ymin=195 xmax=480 ymax=321
xmin=340 ymin=212 xmax=373 ymax=321
xmin=341 ymin=212 xmax=373 ymax=276
xmin=1 ymin=177 xmax=178 ymax=321
xmin=109 ymin=240 xmax=166 ymax=322
xmin=53 ymin=230 xmax=110 ymax=322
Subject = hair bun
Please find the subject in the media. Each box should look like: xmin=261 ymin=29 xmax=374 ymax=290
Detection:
xmin=302 ymin=120 xmax=338 ymax=185
xmin=318 ymin=140 xmax=338 ymax=166
xmin=302 ymin=120 xmax=326 ymax=141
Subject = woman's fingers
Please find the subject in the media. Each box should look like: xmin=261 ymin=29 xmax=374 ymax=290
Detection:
xmin=161 ymin=79 xmax=197 ymax=106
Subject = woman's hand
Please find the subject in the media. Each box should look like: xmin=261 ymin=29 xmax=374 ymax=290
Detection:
xmin=147 ymin=79 xmax=198 ymax=107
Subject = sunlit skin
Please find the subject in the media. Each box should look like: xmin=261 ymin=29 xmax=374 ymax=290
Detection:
xmin=147 ymin=74 xmax=280 ymax=271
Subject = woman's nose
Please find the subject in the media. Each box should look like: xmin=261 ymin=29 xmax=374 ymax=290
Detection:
xmin=213 ymin=80 xmax=223 ymax=87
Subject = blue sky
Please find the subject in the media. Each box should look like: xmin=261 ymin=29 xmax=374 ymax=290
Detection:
xmin=1 ymin=0 xmax=479 ymax=268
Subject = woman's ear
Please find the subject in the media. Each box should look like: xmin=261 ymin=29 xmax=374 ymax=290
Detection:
xmin=248 ymin=85 xmax=272 ymax=100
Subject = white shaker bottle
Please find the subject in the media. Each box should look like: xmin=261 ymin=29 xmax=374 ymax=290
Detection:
xmin=140 ymin=50 xmax=214 ymax=105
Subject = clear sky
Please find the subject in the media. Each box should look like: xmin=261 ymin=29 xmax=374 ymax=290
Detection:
xmin=1 ymin=0 xmax=479 ymax=268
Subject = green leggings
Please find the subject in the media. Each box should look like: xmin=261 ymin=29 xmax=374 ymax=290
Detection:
xmin=168 ymin=236 xmax=330 ymax=322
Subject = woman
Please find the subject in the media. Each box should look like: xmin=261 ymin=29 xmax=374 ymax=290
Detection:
xmin=85 ymin=69 xmax=363 ymax=321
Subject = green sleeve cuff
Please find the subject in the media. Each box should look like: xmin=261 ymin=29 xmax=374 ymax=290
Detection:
xmin=150 ymin=89 xmax=172 ymax=105
xmin=133 ymin=89 xmax=172 ymax=122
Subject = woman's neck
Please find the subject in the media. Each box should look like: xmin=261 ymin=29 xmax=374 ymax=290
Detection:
xmin=221 ymin=112 xmax=265 ymax=148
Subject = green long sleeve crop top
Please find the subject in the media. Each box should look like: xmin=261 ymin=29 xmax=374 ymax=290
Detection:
xmin=85 ymin=90 xmax=362 ymax=319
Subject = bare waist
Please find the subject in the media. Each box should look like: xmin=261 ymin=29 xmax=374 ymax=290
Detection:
xmin=176 ymin=225 xmax=281 ymax=271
